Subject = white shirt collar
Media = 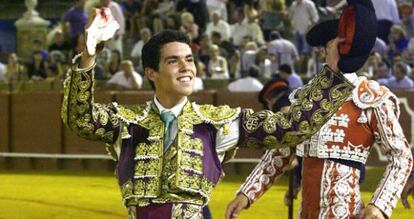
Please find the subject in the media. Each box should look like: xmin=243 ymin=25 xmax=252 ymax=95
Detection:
xmin=153 ymin=96 xmax=188 ymax=117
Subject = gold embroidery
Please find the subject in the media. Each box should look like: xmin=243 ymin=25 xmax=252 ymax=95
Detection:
xmin=195 ymin=104 xmax=240 ymax=125
xmin=263 ymin=135 xmax=279 ymax=148
xmin=171 ymin=203 xmax=203 ymax=219
xmin=62 ymin=63 xmax=118 ymax=144
xmin=239 ymin=65 xmax=354 ymax=148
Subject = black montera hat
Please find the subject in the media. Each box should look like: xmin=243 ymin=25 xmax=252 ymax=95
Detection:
xmin=306 ymin=19 xmax=339 ymax=47
xmin=306 ymin=0 xmax=377 ymax=73
xmin=337 ymin=0 xmax=377 ymax=73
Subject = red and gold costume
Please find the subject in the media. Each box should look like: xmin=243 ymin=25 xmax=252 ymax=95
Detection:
xmin=239 ymin=74 xmax=413 ymax=218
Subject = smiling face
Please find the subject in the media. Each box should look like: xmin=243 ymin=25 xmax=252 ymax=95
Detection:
xmin=146 ymin=42 xmax=196 ymax=105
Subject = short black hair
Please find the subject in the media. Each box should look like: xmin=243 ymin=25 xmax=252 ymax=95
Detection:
xmin=141 ymin=30 xmax=191 ymax=90
xmin=278 ymin=64 xmax=292 ymax=75
xmin=142 ymin=30 xmax=191 ymax=71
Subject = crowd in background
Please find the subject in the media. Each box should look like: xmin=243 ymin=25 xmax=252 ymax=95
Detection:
xmin=1 ymin=0 xmax=414 ymax=91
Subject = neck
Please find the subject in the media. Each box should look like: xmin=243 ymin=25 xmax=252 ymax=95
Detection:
xmin=156 ymin=93 xmax=186 ymax=109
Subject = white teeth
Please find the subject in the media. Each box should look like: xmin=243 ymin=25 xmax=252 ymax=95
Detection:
xmin=178 ymin=76 xmax=191 ymax=82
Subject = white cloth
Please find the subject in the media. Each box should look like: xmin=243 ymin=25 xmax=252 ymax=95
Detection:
xmin=107 ymin=71 xmax=143 ymax=89
xmin=205 ymin=20 xmax=231 ymax=41
xmin=85 ymin=7 xmax=120 ymax=55
xmin=372 ymin=0 xmax=400 ymax=24
xmin=288 ymin=0 xmax=319 ymax=34
xmin=227 ymin=76 xmax=264 ymax=92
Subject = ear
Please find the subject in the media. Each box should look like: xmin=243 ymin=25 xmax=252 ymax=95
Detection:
xmin=145 ymin=67 xmax=157 ymax=83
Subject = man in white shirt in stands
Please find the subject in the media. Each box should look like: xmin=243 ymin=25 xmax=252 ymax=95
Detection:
xmin=227 ymin=65 xmax=263 ymax=92
xmin=107 ymin=60 xmax=142 ymax=90
xmin=267 ymin=31 xmax=299 ymax=74
xmin=205 ymin=10 xmax=231 ymax=41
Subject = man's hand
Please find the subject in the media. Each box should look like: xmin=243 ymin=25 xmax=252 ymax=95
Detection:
xmin=401 ymin=176 xmax=414 ymax=209
xmin=80 ymin=8 xmax=119 ymax=68
xmin=80 ymin=9 xmax=99 ymax=68
xmin=359 ymin=204 xmax=385 ymax=219
xmin=225 ymin=194 xmax=249 ymax=219
xmin=325 ymin=37 xmax=345 ymax=73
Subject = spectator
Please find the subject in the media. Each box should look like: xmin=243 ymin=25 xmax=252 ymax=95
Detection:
xmin=47 ymin=50 xmax=67 ymax=79
xmin=227 ymin=65 xmax=264 ymax=92
xmin=27 ymin=51 xmax=48 ymax=80
xmin=386 ymin=62 xmax=414 ymax=89
xmin=208 ymin=44 xmax=229 ymax=79
xmin=154 ymin=0 xmax=175 ymax=20
xmin=259 ymin=0 xmax=287 ymax=41
xmin=198 ymin=34 xmax=211 ymax=72
xmin=243 ymin=0 xmax=259 ymax=23
xmin=211 ymin=31 xmax=234 ymax=60
xmin=373 ymin=0 xmax=401 ymax=43
xmin=255 ymin=46 xmax=272 ymax=78
xmin=101 ymin=0 xmax=125 ymax=55
xmin=130 ymin=28 xmax=152 ymax=71
xmin=267 ymin=30 xmax=299 ymax=74
xmin=107 ymin=60 xmax=142 ymax=90
xmin=278 ymin=63 xmax=303 ymax=89
xmin=288 ymin=0 xmax=319 ymax=56
xmin=165 ymin=15 xmax=179 ymax=30
xmin=241 ymin=41 xmax=258 ymax=76
xmin=245 ymin=12 xmax=265 ymax=46
xmin=193 ymin=60 xmax=206 ymax=92
xmin=105 ymin=49 xmax=122 ymax=78
xmin=388 ymin=25 xmax=410 ymax=59
xmin=399 ymin=2 xmax=414 ymax=38
xmin=180 ymin=12 xmax=199 ymax=41
xmin=206 ymin=0 xmax=228 ymax=22
xmin=176 ymin=0 xmax=209 ymax=32
xmin=31 ymin=39 xmax=48 ymax=62
xmin=372 ymin=37 xmax=388 ymax=58
xmin=48 ymin=30 xmax=71 ymax=60
xmin=403 ymin=37 xmax=414 ymax=66
xmin=205 ymin=11 xmax=231 ymax=41
xmin=95 ymin=47 xmax=112 ymax=80
xmin=62 ymin=0 xmax=88 ymax=45
xmin=229 ymin=8 xmax=249 ymax=48
xmin=229 ymin=50 xmax=241 ymax=79
xmin=373 ymin=61 xmax=392 ymax=85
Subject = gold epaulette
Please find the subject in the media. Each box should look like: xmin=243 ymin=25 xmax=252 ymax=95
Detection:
xmin=112 ymin=101 xmax=152 ymax=124
xmin=191 ymin=103 xmax=241 ymax=125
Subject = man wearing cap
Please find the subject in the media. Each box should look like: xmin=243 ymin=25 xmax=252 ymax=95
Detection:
xmin=62 ymin=6 xmax=354 ymax=219
xmin=226 ymin=0 xmax=413 ymax=218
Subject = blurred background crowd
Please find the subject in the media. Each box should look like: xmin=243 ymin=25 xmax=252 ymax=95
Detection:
xmin=1 ymin=0 xmax=414 ymax=91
